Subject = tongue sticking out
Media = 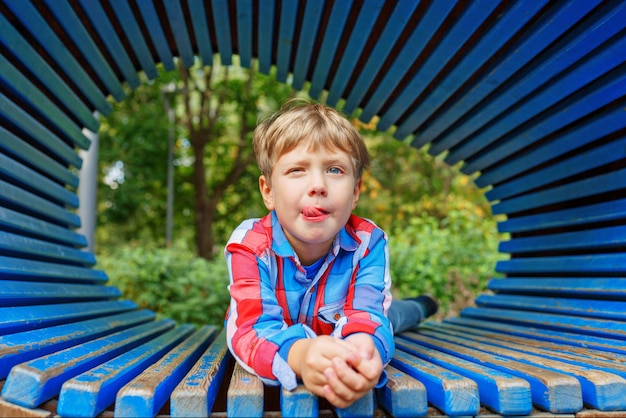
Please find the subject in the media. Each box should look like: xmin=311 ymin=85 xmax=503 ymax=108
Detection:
xmin=302 ymin=206 xmax=327 ymax=218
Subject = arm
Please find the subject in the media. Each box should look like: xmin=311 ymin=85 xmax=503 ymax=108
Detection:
xmin=226 ymin=241 xmax=312 ymax=388
xmin=335 ymin=224 xmax=394 ymax=365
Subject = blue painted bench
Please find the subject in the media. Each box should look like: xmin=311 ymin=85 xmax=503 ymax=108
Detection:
xmin=1 ymin=1 xmax=625 ymax=416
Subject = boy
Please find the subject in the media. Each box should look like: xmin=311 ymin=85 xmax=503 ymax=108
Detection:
xmin=225 ymin=100 xmax=436 ymax=408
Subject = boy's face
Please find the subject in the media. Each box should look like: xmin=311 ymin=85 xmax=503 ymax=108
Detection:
xmin=259 ymin=143 xmax=361 ymax=265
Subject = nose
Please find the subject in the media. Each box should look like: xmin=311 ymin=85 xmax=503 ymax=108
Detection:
xmin=308 ymin=171 xmax=327 ymax=197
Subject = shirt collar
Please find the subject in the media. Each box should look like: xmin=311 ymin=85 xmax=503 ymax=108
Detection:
xmin=270 ymin=210 xmax=361 ymax=259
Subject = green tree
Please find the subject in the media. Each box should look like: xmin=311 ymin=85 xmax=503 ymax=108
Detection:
xmin=97 ymin=60 xmax=296 ymax=258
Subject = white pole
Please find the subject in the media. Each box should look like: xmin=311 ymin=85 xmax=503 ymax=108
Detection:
xmin=78 ymin=116 xmax=99 ymax=253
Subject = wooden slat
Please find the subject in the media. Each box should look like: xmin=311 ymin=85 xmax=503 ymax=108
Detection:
xmin=423 ymin=0 xmax=603 ymax=152
xmin=446 ymin=10 xmax=626 ymax=166
xmin=235 ymin=0 xmax=253 ymax=68
xmin=1 ymin=319 xmax=176 ymax=408
xmin=492 ymin=169 xmax=626 ymax=215
xmin=43 ymin=0 xmax=126 ymax=102
xmin=308 ymin=0 xmax=353 ymax=99
xmin=497 ymin=198 xmax=626 ymax=234
xmin=170 ymin=329 xmax=231 ymax=417
xmin=446 ymin=317 xmax=626 ymax=356
xmin=393 ymin=0 xmax=549 ymax=140
xmin=480 ymin=120 xmax=626 ymax=193
xmin=498 ymin=225 xmax=626 ymax=254
xmin=0 ymin=207 xmax=86 ymax=248
xmin=210 ymin=0 xmax=233 ymax=66
xmin=274 ymin=0 xmax=298 ymax=83
xmin=0 ymin=280 xmax=118 ymax=306
xmin=462 ymin=307 xmax=626 ymax=340
xmin=280 ymin=384 xmax=318 ymax=418
xmin=0 ymin=300 xmax=137 ymax=335
xmin=426 ymin=322 xmax=626 ymax=375
xmin=226 ymin=362 xmax=264 ymax=418
xmin=335 ymin=389 xmax=374 ymax=418
xmin=56 ymin=325 xmax=194 ymax=417
xmin=0 ymin=260 xmax=108 ymax=286
xmin=3 ymin=0 xmax=112 ymax=115
xmin=377 ymin=0 xmax=502 ymax=133
xmin=186 ymin=0 xmax=213 ymax=67
xmin=326 ymin=0 xmax=385 ymax=107
xmin=0 ymin=128 xmax=78 ymax=189
xmin=77 ymin=0 xmax=141 ymax=89
xmin=0 ymin=231 xmax=96 ymax=266
xmin=495 ymin=254 xmax=626 ymax=275
xmin=0 ymin=93 xmax=82 ymax=169
xmin=256 ymin=0 xmax=275 ymax=74
xmin=395 ymin=337 xmax=532 ymax=415
xmin=115 ymin=326 xmax=219 ymax=417
xmin=0 ymin=181 xmax=81 ymax=229
xmin=456 ymin=63 xmax=626 ymax=172
xmin=0 ymin=310 xmax=156 ymax=379
xmin=0 ymin=152 xmax=78 ymax=208
xmin=389 ymin=349 xmax=480 ymax=416
xmin=163 ymin=0 xmax=195 ymax=69
xmin=343 ymin=0 xmax=420 ymax=113
xmin=108 ymin=0 xmax=159 ymax=80
xmin=0 ymin=15 xmax=100 ymax=132
xmin=358 ymin=1 xmax=456 ymax=121
xmin=135 ymin=0 xmax=177 ymax=71
xmin=487 ymin=278 xmax=626 ymax=299
xmin=414 ymin=329 xmax=626 ymax=410
xmin=0 ymin=55 xmax=90 ymax=150
xmin=375 ymin=365 xmax=428 ymax=418
xmin=400 ymin=331 xmax=582 ymax=413
xmin=290 ymin=0 xmax=324 ymax=90
xmin=476 ymin=294 xmax=626 ymax=321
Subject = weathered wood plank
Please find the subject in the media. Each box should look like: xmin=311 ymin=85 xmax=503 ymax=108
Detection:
xmin=400 ymin=331 xmax=582 ymax=413
xmin=390 ymin=349 xmax=480 ymax=416
xmin=375 ymin=365 xmax=428 ymax=418
xmin=1 ymin=319 xmax=176 ymax=408
xmin=56 ymin=325 xmax=194 ymax=417
xmin=280 ymin=384 xmax=318 ymax=418
xmin=0 ymin=310 xmax=155 ymax=379
xmin=0 ymin=300 xmax=137 ymax=335
xmin=395 ymin=337 xmax=532 ymax=415
xmin=226 ymin=362 xmax=264 ymax=418
xmin=170 ymin=329 xmax=231 ymax=417
xmin=114 ymin=325 xmax=219 ymax=417
xmin=414 ymin=328 xmax=626 ymax=410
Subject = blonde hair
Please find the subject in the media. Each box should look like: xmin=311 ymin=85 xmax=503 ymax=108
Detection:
xmin=253 ymin=99 xmax=370 ymax=180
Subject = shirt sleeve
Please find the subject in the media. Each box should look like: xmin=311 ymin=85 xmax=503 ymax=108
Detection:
xmin=225 ymin=240 xmax=314 ymax=389
xmin=333 ymin=225 xmax=395 ymax=366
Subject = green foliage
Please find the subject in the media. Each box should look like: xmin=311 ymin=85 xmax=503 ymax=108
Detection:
xmin=97 ymin=242 xmax=230 ymax=327
xmin=388 ymin=203 xmax=506 ymax=318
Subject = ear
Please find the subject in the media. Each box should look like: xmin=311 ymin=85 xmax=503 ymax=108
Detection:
xmin=352 ymin=178 xmax=362 ymax=210
xmin=259 ymin=175 xmax=275 ymax=210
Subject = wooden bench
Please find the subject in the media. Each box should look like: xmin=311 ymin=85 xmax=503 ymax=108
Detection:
xmin=1 ymin=1 xmax=625 ymax=416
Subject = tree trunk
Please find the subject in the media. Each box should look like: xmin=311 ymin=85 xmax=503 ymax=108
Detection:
xmin=191 ymin=140 xmax=215 ymax=260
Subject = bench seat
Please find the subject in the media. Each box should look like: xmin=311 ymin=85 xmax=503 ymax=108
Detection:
xmin=2 ymin=307 xmax=626 ymax=417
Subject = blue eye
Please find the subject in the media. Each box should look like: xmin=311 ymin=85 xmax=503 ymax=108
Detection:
xmin=328 ymin=167 xmax=342 ymax=174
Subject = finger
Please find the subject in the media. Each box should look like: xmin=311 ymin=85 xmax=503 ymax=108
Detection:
xmin=331 ymin=357 xmax=369 ymax=394
xmin=323 ymin=367 xmax=356 ymax=407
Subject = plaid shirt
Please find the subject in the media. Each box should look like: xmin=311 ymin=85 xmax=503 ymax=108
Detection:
xmin=225 ymin=210 xmax=394 ymax=389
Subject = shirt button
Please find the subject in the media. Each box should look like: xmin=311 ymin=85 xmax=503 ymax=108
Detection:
xmin=309 ymin=287 xmax=315 ymax=293
xmin=334 ymin=313 xmax=341 ymax=321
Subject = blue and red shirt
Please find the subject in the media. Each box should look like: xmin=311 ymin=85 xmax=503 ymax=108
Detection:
xmin=225 ymin=210 xmax=394 ymax=389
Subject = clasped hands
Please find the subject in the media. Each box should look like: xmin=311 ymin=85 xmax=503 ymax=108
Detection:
xmin=287 ymin=333 xmax=383 ymax=408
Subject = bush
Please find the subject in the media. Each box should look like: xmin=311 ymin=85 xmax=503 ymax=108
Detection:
xmin=97 ymin=242 xmax=230 ymax=327
xmin=388 ymin=206 xmax=506 ymax=318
